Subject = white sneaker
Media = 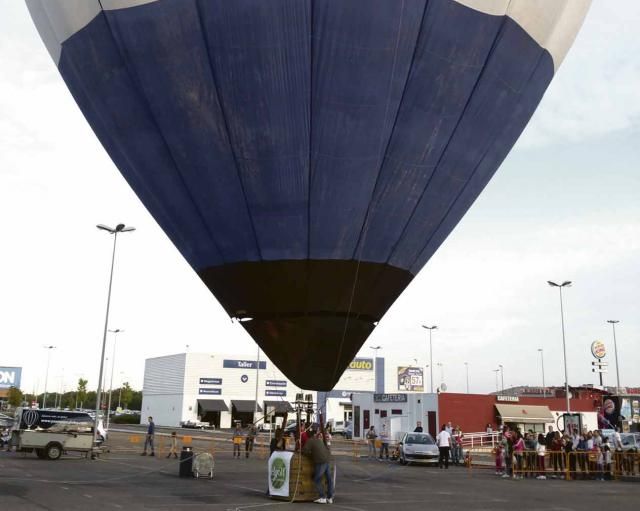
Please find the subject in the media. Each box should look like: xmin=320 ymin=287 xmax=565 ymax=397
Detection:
xmin=327 ymin=497 xmax=333 ymax=504
xmin=314 ymin=498 xmax=327 ymax=504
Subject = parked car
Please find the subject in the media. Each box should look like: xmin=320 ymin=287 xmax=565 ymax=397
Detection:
xmin=343 ymin=421 xmax=353 ymax=440
xmin=620 ymin=433 xmax=640 ymax=452
xmin=331 ymin=421 xmax=345 ymax=435
xmin=180 ymin=419 xmax=214 ymax=430
xmin=397 ymin=432 xmax=439 ymax=465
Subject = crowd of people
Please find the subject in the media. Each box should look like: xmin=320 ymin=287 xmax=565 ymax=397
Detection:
xmin=492 ymin=424 xmax=634 ymax=480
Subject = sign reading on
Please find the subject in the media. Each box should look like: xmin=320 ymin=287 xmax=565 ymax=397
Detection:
xmin=265 ymin=389 xmax=287 ymax=397
xmin=374 ymin=393 xmax=407 ymax=403
xmin=223 ymin=359 xmax=267 ymax=370
xmin=266 ymin=380 xmax=287 ymax=387
xmin=348 ymin=358 xmax=373 ymax=371
xmin=591 ymin=340 xmax=606 ymax=359
xmin=199 ymin=378 xmax=222 ymax=385
xmin=397 ymin=366 xmax=424 ymax=392
xmin=0 ymin=367 xmax=22 ymax=389
xmin=199 ymin=388 xmax=222 ymax=395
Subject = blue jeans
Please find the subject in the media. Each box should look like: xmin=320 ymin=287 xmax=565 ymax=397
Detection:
xmin=313 ymin=463 xmax=333 ymax=499
xmin=144 ymin=434 xmax=154 ymax=453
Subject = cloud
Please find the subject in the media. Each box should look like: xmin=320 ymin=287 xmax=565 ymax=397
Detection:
xmin=518 ymin=0 xmax=640 ymax=148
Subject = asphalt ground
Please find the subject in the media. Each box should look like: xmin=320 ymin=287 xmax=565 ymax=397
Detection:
xmin=0 ymin=431 xmax=638 ymax=511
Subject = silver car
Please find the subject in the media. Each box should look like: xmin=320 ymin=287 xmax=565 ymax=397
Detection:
xmin=398 ymin=432 xmax=439 ymax=465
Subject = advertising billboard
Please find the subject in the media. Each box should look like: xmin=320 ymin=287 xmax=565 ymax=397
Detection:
xmin=0 ymin=367 xmax=22 ymax=389
xmin=397 ymin=366 xmax=424 ymax=392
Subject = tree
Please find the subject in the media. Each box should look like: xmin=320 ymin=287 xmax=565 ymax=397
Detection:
xmin=7 ymin=386 xmax=23 ymax=407
xmin=120 ymin=382 xmax=133 ymax=409
xmin=76 ymin=378 xmax=88 ymax=408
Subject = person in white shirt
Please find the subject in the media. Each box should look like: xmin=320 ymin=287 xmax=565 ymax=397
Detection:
xmin=436 ymin=424 xmax=451 ymax=469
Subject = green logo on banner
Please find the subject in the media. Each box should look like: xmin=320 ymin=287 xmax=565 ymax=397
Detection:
xmin=270 ymin=457 xmax=287 ymax=489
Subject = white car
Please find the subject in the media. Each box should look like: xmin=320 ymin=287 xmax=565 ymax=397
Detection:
xmin=398 ymin=432 xmax=439 ymax=465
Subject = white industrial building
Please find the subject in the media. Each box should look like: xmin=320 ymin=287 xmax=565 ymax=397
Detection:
xmin=141 ymin=352 xmax=428 ymax=429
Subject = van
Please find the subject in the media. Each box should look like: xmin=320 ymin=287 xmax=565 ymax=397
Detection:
xmin=11 ymin=408 xmax=104 ymax=460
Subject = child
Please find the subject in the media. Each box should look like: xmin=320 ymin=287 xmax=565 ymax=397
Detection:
xmin=166 ymin=431 xmax=178 ymax=459
xmin=603 ymin=438 xmax=612 ymax=480
xmin=536 ymin=433 xmax=547 ymax=480
xmin=494 ymin=443 xmax=504 ymax=475
xmin=595 ymin=445 xmax=604 ymax=481
xmin=232 ymin=424 xmax=243 ymax=458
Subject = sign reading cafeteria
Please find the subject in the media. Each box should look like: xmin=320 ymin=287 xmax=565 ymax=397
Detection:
xmin=591 ymin=340 xmax=606 ymax=359
xmin=397 ymin=366 xmax=424 ymax=392
xmin=374 ymin=393 xmax=407 ymax=403
xmin=348 ymin=358 xmax=373 ymax=370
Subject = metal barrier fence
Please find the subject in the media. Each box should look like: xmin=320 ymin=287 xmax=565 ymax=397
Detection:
xmin=482 ymin=449 xmax=640 ymax=480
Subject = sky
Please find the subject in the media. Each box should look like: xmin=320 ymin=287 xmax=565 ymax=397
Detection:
xmin=1 ymin=1 xmax=638 ymax=397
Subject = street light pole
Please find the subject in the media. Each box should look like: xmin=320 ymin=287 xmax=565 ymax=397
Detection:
xmin=538 ymin=349 xmax=546 ymax=397
xmin=42 ymin=345 xmax=56 ymax=408
xmin=254 ymin=345 xmax=260 ymax=425
xmin=498 ymin=364 xmax=504 ymax=393
xmin=369 ymin=346 xmax=382 ymax=393
xmin=548 ymin=280 xmax=572 ymax=413
xmin=94 ymin=223 xmax=135 ymax=447
xmin=607 ymin=320 xmax=621 ymax=393
xmin=106 ymin=329 xmax=123 ymax=431
xmin=422 ymin=325 xmax=437 ymax=393
xmin=464 ymin=362 xmax=469 ymax=394
xmin=492 ymin=369 xmax=500 ymax=393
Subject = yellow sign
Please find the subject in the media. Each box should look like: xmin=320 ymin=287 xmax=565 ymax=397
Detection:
xmin=348 ymin=359 xmax=373 ymax=370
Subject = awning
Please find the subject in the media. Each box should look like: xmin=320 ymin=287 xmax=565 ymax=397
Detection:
xmin=197 ymin=399 xmax=229 ymax=412
xmin=495 ymin=404 xmax=554 ymax=424
xmin=264 ymin=401 xmax=294 ymax=413
xmin=232 ymin=400 xmax=262 ymax=413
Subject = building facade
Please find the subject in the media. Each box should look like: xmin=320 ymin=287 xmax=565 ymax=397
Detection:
xmin=141 ymin=352 xmax=428 ymax=428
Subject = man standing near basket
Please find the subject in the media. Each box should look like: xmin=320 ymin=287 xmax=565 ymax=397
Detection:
xmin=302 ymin=427 xmax=334 ymax=504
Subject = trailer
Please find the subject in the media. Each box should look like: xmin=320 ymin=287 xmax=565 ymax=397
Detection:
xmin=11 ymin=408 xmax=105 ymax=460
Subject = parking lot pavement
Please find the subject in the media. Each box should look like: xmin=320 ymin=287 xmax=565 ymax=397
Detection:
xmin=0 ymin=445 xmax=638 ymax=511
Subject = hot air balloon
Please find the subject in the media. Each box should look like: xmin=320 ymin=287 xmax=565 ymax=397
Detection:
xmin=27 ymin=0 xmax=590 ymax=390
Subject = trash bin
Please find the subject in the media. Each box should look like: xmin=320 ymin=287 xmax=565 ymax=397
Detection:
xmin=179 ymin=446 xmax=194 ymax=477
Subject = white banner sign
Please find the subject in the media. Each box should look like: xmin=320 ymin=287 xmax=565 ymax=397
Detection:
xmin=268 ymin=451 xmax=294 ymax=497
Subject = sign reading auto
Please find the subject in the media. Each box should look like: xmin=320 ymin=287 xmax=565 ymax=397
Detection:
xmin=0 ymin=367 xmax=22 ymax=389
xmin=348 ymin=358 xmax=373 ymax=370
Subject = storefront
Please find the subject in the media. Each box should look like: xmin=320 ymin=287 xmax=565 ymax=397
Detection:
xmin=495 ymin=403 xmax=554 ymax=433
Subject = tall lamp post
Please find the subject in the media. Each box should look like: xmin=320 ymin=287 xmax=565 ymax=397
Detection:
xmin=42 ymin=345 xmax=56 ymax=408
xmin=464 ymin=362 xmax=469 ymax=394
xmin=492 ymin=369 xmax=500 ymax=393
xmin=548 ymin=280 xmax=572 ymax=413
xmin=94 ymin=223 xmax=135 ymax=446
xmin=369 ymin=345 xmax=382 ymax=393
xmin=537 ymin=349 xmax=546 ymax=397
xmin=106 ymin=328 xmax=124 ymax=431
xmin=498 ymin=364 xmax=504 ymax=393
xmin=606 ymin=320 xmax=621 ymax=393
xmin=422 ymin=325 xmax=437 ymax=393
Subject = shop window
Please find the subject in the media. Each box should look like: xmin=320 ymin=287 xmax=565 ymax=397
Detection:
xmin=380 ymin=410 xmax=387 ymax=418
xmin=391 ymin=409 xmax=402 ymax=415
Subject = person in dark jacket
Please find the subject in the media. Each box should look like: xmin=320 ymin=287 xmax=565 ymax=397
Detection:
xmin=413 ymin=421 xmax=423 ymax=433
xmin=141 ymin=417 xmax=155 ymax=456
xmin=302 ymin=429 xmax=334 ymax=504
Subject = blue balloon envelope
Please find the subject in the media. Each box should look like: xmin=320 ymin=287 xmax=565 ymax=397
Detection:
xmin=27 ymin=0 xmax=590 ymax=390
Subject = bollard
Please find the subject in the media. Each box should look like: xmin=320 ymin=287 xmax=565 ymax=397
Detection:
xmin=179 ymin=446 xmax=194 ymax=478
